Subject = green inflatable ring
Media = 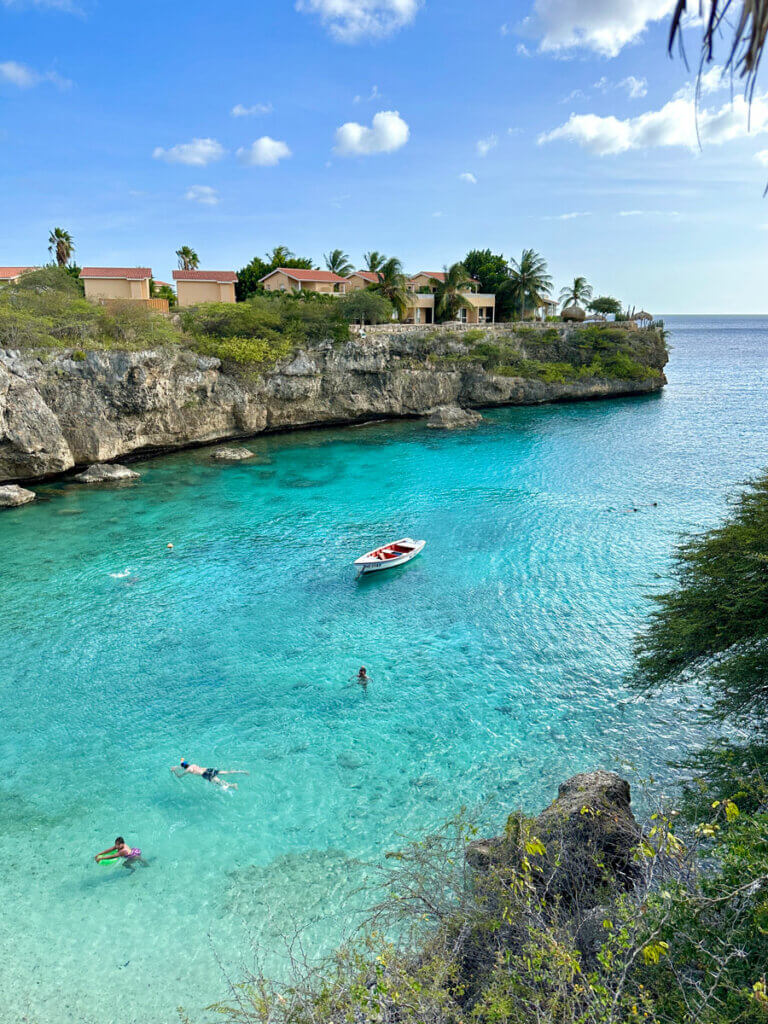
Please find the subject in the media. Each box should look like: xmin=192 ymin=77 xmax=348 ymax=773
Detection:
xmin=99 ymin=857 xmax=120 ymax=866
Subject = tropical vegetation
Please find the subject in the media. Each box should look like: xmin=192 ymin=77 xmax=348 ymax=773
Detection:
xmin=48 ymin=227 xmax=74 ymax=268
xmin=363 ymin=250 xmax=386 ymax=273
xmin=507 ymin=248 xmax=553 ymax=320
xmin=589 ymin=296 xmax=623 ymax=316
xmin=176 ymin=246 xmax=200 ymax=271
xmin=559 ymin=275 xmax=593 ymax=310
xmin=369 ymin=256 xmax=409 ymax=320
xmin=339 ymin=289 xmax=393 ymax=325
xmin=324 ymin=249 xmax=354 ymax=277
xmin=236 ymin=245 xmax=315 ymax=301
xmin=433 ymin=263 xmax=475 ymax=322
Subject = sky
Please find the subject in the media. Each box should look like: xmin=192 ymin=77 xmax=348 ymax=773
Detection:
xmin=1 ymin=0 xmax=768 ymax=312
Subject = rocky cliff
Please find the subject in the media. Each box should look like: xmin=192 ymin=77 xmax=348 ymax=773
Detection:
xmin=0 ymin=325 xmax=667 ymax=483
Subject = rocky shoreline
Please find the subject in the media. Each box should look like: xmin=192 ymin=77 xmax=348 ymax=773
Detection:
xmin=0 ymin=326 xmax=667 ymax=484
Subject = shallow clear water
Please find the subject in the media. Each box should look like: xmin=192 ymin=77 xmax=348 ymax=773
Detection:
xmin=2 ymin=316 xmax=767 ymax=1024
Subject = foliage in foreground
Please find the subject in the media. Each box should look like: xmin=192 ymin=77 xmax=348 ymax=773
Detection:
xmin=634 ymin=472 xmax=768 ymax=811
xmin=194 ymin=797 xmax=768 ymax=1024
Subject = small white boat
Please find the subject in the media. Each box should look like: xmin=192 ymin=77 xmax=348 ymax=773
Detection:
xmin=354 ymin=537 xmax=426 ymax=574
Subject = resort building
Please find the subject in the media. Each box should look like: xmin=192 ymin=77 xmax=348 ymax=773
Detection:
xmin=345 ymin=270 xmax=380 ymax=291
xmin=173 ymin=270 xmax=237 ymax=307
xmin=260 ymin=268 xmax=349 ymax=295
xmin=0 ymin=267 xmax=37 ymax=285
xmin=80 ymin=267 xmax=152 ymax=302
xmin=405 ymin=272 xmax=496 ymax=325
xmin=538 ymin=296 xmax=559 ymax=318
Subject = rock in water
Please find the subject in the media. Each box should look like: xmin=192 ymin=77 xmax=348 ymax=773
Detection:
xmin=427 ymin=405 xmax=482 ymax=429
xmin=211 ymin=446 xmax=253 ymax=461
xmin=73 ymin=463 xmax=140 ymax=484
xmin=0 ymin=484 xmax=36 ymax=508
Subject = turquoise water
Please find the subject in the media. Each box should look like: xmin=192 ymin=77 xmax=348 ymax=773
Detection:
xmin=2 ymin=316 xmax=767 ymax=1023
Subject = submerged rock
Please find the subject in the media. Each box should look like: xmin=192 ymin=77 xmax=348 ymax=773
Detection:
xmin=73 ymin=463 xmax=140 ymax=484
xmin=427 ymin=405 xmax=482 ymax=430
xmin=211 ymin=445 xmax=254 ymax=461
xmin=0 ymin=484 xmax=36 ymax=508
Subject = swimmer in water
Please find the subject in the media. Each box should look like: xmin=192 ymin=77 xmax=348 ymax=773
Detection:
xmin=170 ymin=760 xmax=248 ymax=790
xmin=95 ymin=836 xmax=146 ymax=869
xmin=357 ymin=666 xmax=369 ymax=688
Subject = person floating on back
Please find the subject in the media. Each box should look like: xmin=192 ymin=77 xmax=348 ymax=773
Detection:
xmin=94 ymin=836 xmax=146 ymax=869
xmin=170 ymin=760 xmax=248 ymax=790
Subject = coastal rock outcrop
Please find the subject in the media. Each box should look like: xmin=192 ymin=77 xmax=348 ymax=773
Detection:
xmin=427 ymin=405 xmax=483 ymax=429
xmin=211 ymin=446 xmax=254 ymax=461
xmin=0 ymin=484 xmax=36 ymax=507
xmin=467 ymin=770 xmax=642 ymax=902
xmin=0 ymin=326 xmax=668 ymax=483
xmin=73 ymin=463 xmax=140 ymax=484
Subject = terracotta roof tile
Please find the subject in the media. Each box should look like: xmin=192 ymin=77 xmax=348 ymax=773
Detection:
xmin=348 ymin=270 xmax=380 ymax=282
xmin=0 ymin=266 xmax=37 ymax=279
xmin=173 ymin=270 xmax=238 ymax=283
xmin=260 ymin=268 xmax=348 ymax=284
xmin=80 ymin=267 xmax=152 ymax=280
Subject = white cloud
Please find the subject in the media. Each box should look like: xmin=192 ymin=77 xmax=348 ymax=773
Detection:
xmin=533 ymin=0 xmax=675 ymax=58
xmin=335 ymin=110 xmax=409 ymax=155
xmin=476 ymin=134 xmax=498 ymax=157
xmin=185 ymin=185 xmax=219 ymax=206
xmin=539 ymin=91 xmax=768 ymax=155
xmin=619 ymin=209 xmax=680 ymax=217
xmin=153 ymin=138 xmax=225 ymax=166
xmin=0 ymin=60 xmax=71 ymax=88
xmin=755 ymin=149 xmax=768 ymax=166
xmin=237 ymin=136 xmax=292 ymax=166
xmin=516 ymin=42 xmax=531 ymax=56
xmin=459 ymin=172 xmax=477 ymax=184
xmin=545 ymin=210 xmax=591 ymax=220
xmin=354 ymin=84 xmax=381 ymax=103
xmin=620 ymin=75 xmax=648 ymax=99
xmin=231 ymin=103 xmax=272 ymax=117
xmin=296 ymin=0 xmax=421 ymax=42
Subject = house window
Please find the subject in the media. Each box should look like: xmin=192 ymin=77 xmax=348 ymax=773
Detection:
xmin=458 ymin=308 xmax=467 ymax=323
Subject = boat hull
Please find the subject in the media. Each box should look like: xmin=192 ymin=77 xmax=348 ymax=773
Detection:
xmin=354 ymin=538 xmax=426 ymax=574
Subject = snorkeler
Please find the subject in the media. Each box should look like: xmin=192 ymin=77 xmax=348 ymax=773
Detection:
xmin=170 ymin=760 xmax=249 ymax=790
xmin=94 ymin=837 xmax=146 ymax=868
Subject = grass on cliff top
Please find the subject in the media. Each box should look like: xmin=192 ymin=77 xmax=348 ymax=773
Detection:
xmin=0 ymin=268 xmax=349 ymax=368
xmin=0 ymin=267 xmax=179 ymax=352
xmin=429 ymin=324 xmax=663 ymax=383
xmin=180 ymin=295 xmax=348 ymax=370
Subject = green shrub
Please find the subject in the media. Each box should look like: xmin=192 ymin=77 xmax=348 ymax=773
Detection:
xmin=462 ymin=328 xmax=486 ymax=343
xmin=71 ymin=349 xmax=86 ymax=362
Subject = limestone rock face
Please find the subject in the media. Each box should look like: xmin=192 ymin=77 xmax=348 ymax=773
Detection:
xmin=73 ymin=463 xmax=140 ymax=484
xmin=0 ymin=328 xmax=667 ymax=484
xmin=211 ymin=446 xmax=253 ymax=461
xmin=427 ymin=405 xmax=483 ymax=429
xmin=0 ymin=484 xmax=36 ymax=507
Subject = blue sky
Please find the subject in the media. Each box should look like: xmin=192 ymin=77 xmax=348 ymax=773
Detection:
xmin=2 ymin=0 xmax=767 ymax=311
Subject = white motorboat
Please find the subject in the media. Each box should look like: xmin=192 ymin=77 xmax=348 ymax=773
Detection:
xmin=354 ymin=537 xmax=426 ymax=574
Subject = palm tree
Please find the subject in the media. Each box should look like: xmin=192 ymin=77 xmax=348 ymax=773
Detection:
xmin=370 ymin=257 xmax=408 ymax=321
xmin=508 ymin=249 xmax=553 ymax=320
xmin=363 ymin=251 xmax=386 ymax=273
xmin=325 ymin=249 xmax=353 ymax=277
xmin=176 ymin=246 xmax=200 ymax=271
xmin=434 ymin=262 xmax=475 ymax=322
xmin=559 ymin=276 xmax=593 ymax=310
xmin=268 ymin=245 xmax=295 ymax=267
xmin=48 ymin=227 xmax=74 ymax=267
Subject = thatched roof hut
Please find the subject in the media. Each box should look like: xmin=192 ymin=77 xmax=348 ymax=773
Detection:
xmin=633 ymin=310 xmax=653 ymax=321
xmin=561 ymin=304 xmax=586 ymax=322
